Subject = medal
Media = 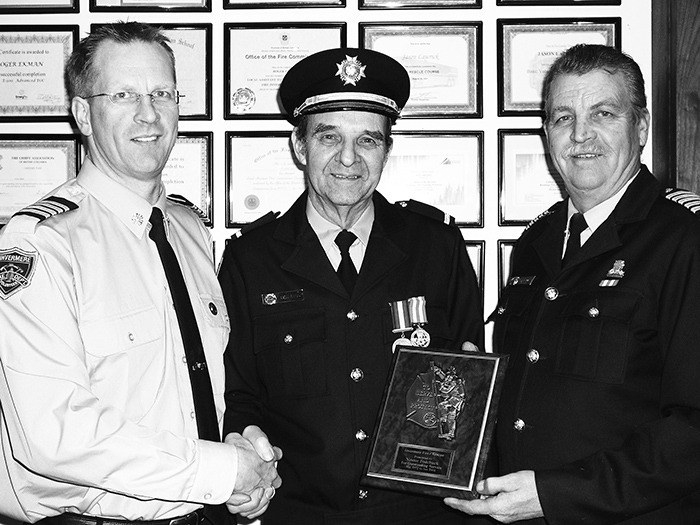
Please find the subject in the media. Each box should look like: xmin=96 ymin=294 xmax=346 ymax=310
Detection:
xmin=390 ymin=299 xmax=412 ymax=353
xmin=408 ymin=295 xmax=431 ymax=348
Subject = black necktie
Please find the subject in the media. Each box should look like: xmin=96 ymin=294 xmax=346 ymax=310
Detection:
xmin=562 ymin=212 xmax=587 ymax=268
xmin=335 ymin=229 xmax=358 ymax=294
xmin=148 ymin=207 xmax=220 ymax=442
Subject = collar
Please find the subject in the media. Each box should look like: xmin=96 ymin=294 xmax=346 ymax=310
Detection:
xmin=76 ymin=158 xmax=166 ymax=239
xmin=305 ymin=198 xmax=374 ymax=250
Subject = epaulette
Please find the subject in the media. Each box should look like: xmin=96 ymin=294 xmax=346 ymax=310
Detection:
xmin=230 ymin=211 xmax=281 ymax=240
xmin=395 ymin=199 xmax=455 ymax=226
xmin=13 ymin=195 xmax=79 ymax=222
xmin=665 ymin=187 xmax=700 ymax=214
xmin=167 ymin=194 xmax=208 ymax=223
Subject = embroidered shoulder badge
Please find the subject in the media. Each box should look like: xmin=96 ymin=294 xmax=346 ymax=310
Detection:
xmin=13 ymin=196 xmax=78 ymax=222
xmin=665 ymin=187 xmax=700 ymax=214
xmin=0 ymin=248 xmax=37 ymax=299
xmin=396 ymin=199 xmax=455 ymax=226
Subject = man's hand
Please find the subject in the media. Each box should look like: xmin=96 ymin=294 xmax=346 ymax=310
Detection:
xmin=224 ymin=426 xmax=283 ymax=518
xmin=444 ymin=470 xmax=543 ymax=523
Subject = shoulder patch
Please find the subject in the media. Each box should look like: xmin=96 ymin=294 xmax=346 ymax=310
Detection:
xmin=231 ymin=211 xmax=281 ymax=240
xmin=167 ymin=194 xmax=209 ymax=224
xmin=665 ymin=187 xmax=700 ymax=214
xmin=13 ymin=196 xmax=78 ymax=222
xmin=395 ymin=199 xmax=455 ymax=226
xmin=0 ymin=248 xmax=37 ymax=299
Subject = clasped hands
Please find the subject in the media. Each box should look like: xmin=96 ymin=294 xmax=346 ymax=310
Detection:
xmin=224 ymin=425 xmax=283 ymax=519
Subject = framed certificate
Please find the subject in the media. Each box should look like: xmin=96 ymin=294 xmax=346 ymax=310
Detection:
xmin=363 ymin=346 xmax=507 ymax=499
xmin=361 ymin=23 xmax=482 ymax=118
xmin=360 ymin=0 xmax=479 ymax=8
xmin=498 ymin=240 xmax=517 ymax=296
xmin=0 ymin=26 xmax=78 ymax=122
xmin=497 ymin=18 xmax=621 ymax=116
xmin=90 ymin=0 xmax=210 ymax=11
xmin=224 ymin=23 xmax=346 ymax=119
xmin=377 ymin=131 xmax=483 ymax=227
xmin=498 ymin=0 xmax=619 ymax=4
xmin=464 ymin=239 xmax=484 ymax=301
xmin=162 ymin=132 xmax=213 ymax=227
xmin=224 ymin=0 xmax=343 ymax=8
xmin=0 ymin=0 xmax=78 ymax=14
xmin=0 ymin=134 xmax=81 ymax=225
xmin=225 ymin=131 xmax=303 ymax=227
xmin=498 ymin=129 xmax=566 ymax=226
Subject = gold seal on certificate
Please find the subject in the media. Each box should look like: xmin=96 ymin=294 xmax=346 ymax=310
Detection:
xmin=363 ymin=347 xmax=507 ymax=499
xmin=231 ymin=87 xmax=256 ymax=112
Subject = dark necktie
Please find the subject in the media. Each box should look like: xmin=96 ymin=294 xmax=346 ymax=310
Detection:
xmin=562 ymin=212 xmax=588 ymax=268
xmin=148 ymin=207 xmax=220 ymax=442
xmin=335 ymin=229 xmax=358 ymax=294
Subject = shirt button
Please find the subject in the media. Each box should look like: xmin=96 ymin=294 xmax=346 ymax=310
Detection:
xmin=526 ymin=349 xmax=540 ymax=363
xmin=284 ymin=334 xmax=293 ymax=344
xmin=208 ymin=302 xmax=218 ymax=315
xmin=513 ymin=418 xmax=525 ymax=431
xmin=347 ymin=310 xmax=359 ymax=321
xmin=190 ymin=411 xmax=196 ymax=420
xmin=182 ymin=355 xmax=187 ymax=364
xmin=359 ymin=489 xmax=368 ymax=499
xmin=355 ymin=429 xmax=368 ymax=441
xmin=128 ymin=332 xmax=135 ymax=342
xmin=588 ymin=307 xmax=600 ymax=318
xmin=350 ymin=368 xmax=364 ymax=382
xmin=204 ymin=493 xmax=212 ymax=500
xmin=544 ymin=287 xmax=559 ymax=301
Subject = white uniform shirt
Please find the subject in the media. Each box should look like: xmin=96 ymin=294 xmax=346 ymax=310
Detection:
xmin=0 ymin=159 xmax=237 ymax=522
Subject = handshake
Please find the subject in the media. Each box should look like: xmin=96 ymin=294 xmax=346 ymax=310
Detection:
xmin=224 ymin=425 xmax=283 ymax=519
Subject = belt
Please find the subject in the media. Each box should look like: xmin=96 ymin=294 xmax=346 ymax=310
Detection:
xmin=39 ymin=510 xmax=203 ymax=525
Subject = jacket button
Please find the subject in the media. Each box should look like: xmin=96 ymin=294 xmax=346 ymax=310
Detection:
xmin=588 ymin=307 xmax=600 ymax=318
xmin=544 ymin=287 xmax=559 ymax=301
xmin=355 ymin=429 xmax=368 ymax=441
xmin=359 ymin=489 xmax=368 ymax=499
xmin=208 ymin=302 xmax=218 ymax=315
xmin=347 ymin=310 xmax=359 ymax=321
xmin=526 ymin=349 xmax=539 ymax=363
xmin=350 ymin=368 xmax=364 ymax=382
xmin=283 ymin=334 xmax=293 ymax=344
xmin=513 ymin=418 xmax=525 ymax=431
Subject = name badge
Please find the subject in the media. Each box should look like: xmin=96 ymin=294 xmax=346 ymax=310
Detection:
xmin=261 ymin=289 xmax=304 ymax=306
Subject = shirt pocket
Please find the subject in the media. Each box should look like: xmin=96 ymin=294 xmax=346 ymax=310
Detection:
xmin=81 ymin=305 xmax=164 ymax=357
xmin=553 ymin=290 xmax=640 ymax=384
xmin=198 ymin=293 xmax=230 ymax=396
xmin=490 ymin=286 xmax=537 ymax=356
xmin=252 ymin=307 xmax=327 ymax=399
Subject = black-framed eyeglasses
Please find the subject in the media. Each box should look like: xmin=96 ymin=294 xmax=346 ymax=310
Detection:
xmin=85 ymin=90 xmax=181 ymax=106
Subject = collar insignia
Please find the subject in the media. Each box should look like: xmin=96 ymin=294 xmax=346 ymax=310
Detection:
xmin=607 ymin=260 xmax=625 ymax=279
xmin=0 ymin=248 xmax=37 ymax=299
xmin=336 ymin=56 xmax=366 ymax=86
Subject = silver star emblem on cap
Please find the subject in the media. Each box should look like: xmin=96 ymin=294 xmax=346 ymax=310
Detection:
xmin=336 ymin=55 xmax=366 ymax=86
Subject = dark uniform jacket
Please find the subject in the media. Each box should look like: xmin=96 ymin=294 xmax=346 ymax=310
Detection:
xmin=492 ymin=166 xmax=700 ymax=524
xmin=218 ymin=191 xmax=484 ymax=524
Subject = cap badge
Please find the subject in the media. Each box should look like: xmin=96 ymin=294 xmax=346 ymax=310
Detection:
xmin=336 ymin=55 xmax=366 ymax=86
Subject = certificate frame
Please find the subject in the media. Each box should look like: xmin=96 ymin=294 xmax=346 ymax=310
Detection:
xmin=163 ymin=132 xmax=213 ymax=227
xmin=464 ymin=239 xmax=484 ymax=302
xmin=360 ymin=22 xmax=482 ymax=118
xmin=0 ymin=133 xmax=81 ymax=225
xmin=224 ymin=0 xmax=343 ymax=10
xmin=497 ymin=18 xmax=621 ymax=116
xmin=224 ymin=23 xmax=346 ymax=120
xmin=498 ymin=128 xmax=566 ymax=226
xmin=498 ymin=240 xmax=518 ymax=297
xmin=360 ymin=0 xmax=480 ymax=9
xmin=225 ymin=131 xmax=303 ymax=228
xmin=0 ymin=25 xmax=78 ymax=122
xmin=363 ymin=346 xmax=508 ymax=499
xmin=90 ymin=0 xmax=211 ymax=12
xmin=0 ymin=0 xmax=78 ymax=14
xmin=498 ymin=0 xmax=619 ymax=4
xmin=377 ymin=131 xmax=483 ymax=227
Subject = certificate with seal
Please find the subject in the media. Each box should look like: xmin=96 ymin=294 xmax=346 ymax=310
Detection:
xmin=225 ymin=132 xmax=304 ymax=227
xmin=361 ymin=23 xmax=481 ymax=118
xmin=377 ymin=131 xmax=483 ymax=227
xmin=225 ymin=23 xmax=346 ymax=119
xmin=90 ymin=0 xmax=210 ymax=11
xmin=363 ymin=346 xmax=507 ymax=499
xmin=497 ymin=18 xmax=620 ymax=115
xmin=161 ymin=132 xmax=213 ymax=226
xmin=0 ymin=0 xmax=78 ymax=14
xmin=499 ymin=129 xmax=566 ymax=226
xmin=0 ymin=134 xmax=80 ymax=224
xmin=0 ymin=26 xmax=78 ymax=122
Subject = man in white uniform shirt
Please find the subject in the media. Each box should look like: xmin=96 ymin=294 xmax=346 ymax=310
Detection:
xmin=0 ymin=22 xmax=280 ymax=525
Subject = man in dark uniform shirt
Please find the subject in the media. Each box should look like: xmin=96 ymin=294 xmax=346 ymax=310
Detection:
xmin=218 ymin=48 xmax=484 ymax=524
xmin=446 ymin=44 xmax=700 ymax=524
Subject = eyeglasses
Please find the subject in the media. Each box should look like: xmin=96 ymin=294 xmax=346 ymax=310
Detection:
xmin=85 ymin=90 xmax=181 ymax=106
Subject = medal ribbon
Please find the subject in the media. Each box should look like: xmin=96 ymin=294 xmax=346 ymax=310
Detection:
xmin=408 ymin=296 xmax=428 ymax=325
xmin=390 ymin=300 xmax=412 ymax=333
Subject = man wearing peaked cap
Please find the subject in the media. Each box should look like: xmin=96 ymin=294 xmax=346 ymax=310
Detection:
xmin=218 ymin=47 xmax=485 ymax=524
